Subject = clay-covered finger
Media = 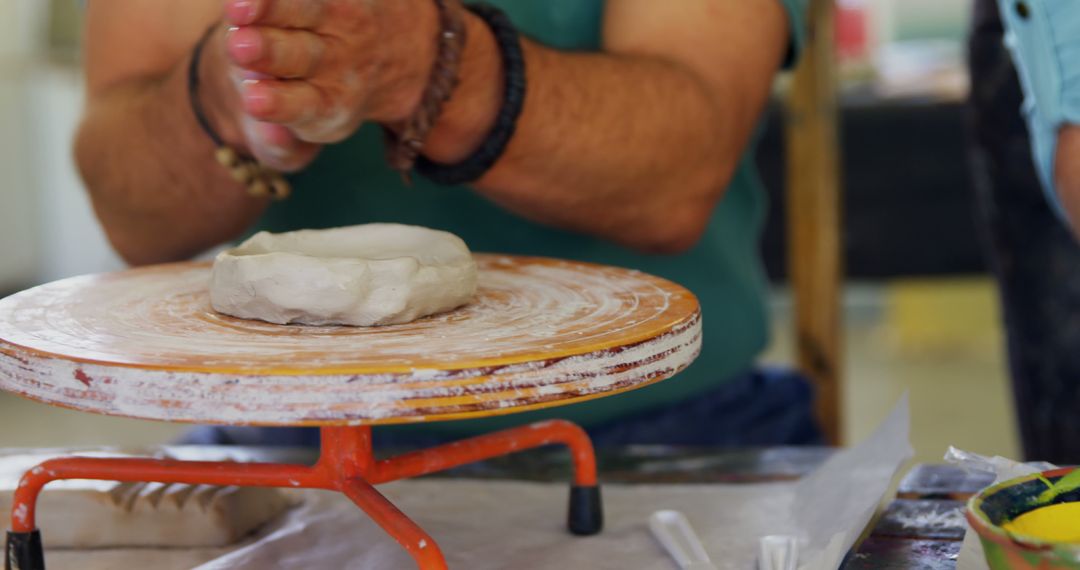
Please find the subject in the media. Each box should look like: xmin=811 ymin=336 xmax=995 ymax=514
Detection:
xmin=242 ymin=119 xmax=322 ymax=172
xmin=224 ymin=0 xmax=324 ymax=29
xmin=227 ymin=26 xmax=325 ymax=79
xmin=241 ymin=78 xmax=320 ymax=124
xmin=241 ymin=79 xmax=355 ymax=143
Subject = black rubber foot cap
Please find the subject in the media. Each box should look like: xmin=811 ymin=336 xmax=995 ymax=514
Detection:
xmin=6 ymin=530 xmax=44 ymax=570
xmin=567 ymin=485 xmax=603 ymax=536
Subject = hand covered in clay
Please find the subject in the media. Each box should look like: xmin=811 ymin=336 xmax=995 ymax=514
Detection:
xmin=222 ymin=0 xmax=439 ymax=144
xmin=199 ymin=24 xmax=322 ymax=173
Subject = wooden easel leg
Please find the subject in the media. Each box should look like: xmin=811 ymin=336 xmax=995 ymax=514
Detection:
xmin=785 ymin=0 xmax=844 ymax=445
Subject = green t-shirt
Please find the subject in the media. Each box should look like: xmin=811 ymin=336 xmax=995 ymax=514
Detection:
xmin=255 ymin=0 xmax=806 ymax=435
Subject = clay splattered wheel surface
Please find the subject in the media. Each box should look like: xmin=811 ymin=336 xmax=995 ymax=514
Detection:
xmin=0 ymin=255 xmax=701 ymax=425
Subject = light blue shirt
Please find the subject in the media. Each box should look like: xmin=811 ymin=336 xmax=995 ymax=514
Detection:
xmin=997 ymin=0 xmax=1080 ymax=221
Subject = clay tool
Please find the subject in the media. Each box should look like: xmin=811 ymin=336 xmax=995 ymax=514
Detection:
xmin=757 ymin=535 xmax=799 ymax=570
xmin=649 ymin=509 xmax=717 ymax=570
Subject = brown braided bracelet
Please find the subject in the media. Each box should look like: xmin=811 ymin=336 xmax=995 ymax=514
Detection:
xmin=383 ymin=0 xmax=468 ymax=180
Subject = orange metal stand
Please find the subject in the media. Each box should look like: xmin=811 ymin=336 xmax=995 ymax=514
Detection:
xmin=5 ymin=419 xmax=602 ymax=570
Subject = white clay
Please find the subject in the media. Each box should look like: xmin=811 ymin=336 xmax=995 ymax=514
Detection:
xmin=210 ymin=224 xmax=478 ymax=326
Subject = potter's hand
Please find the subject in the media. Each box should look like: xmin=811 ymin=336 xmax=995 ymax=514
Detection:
xmin=223 ymin=0 xmax=439 ymax=143
xmin=200 ymin=24 xmax=321 ymax=172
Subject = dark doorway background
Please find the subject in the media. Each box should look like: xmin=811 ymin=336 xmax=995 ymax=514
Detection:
xmin=756 ymin=98 xmax=983 ymax=281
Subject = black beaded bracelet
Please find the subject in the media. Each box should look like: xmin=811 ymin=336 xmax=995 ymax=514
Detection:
xmin=415 ymin=2 xmax=526 ymax=186
xmin=188 ymin=25 xmax=290 ymax=200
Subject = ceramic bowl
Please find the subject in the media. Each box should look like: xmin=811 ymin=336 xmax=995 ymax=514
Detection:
xmin=967 ymin=467 xmax=1080 ymax=569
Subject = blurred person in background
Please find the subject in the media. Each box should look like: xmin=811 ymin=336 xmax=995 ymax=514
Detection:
xmin=994 ymin=0 xmax=1080 ymax=232
xmin=968 ymin=0 xmax=1080 ymax=464
xmin=76 ymin=0 xmax=822 ymax=448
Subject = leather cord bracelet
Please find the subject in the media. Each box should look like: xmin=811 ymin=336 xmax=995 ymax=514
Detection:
xmin=188 ymin=25 xmax=291 ymax=200
xmin=384 ymin=0 xmax=468 ymax=180
xmin=416 ymin=3 xmax=526 ymax=186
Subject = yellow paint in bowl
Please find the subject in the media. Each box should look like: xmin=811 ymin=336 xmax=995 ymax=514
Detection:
xmin=1004 ymin=502 xmax=1080 ymax=543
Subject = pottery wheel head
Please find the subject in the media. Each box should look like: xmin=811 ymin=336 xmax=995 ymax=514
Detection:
xmin=0 ymin=255 xmax=701 ymax=426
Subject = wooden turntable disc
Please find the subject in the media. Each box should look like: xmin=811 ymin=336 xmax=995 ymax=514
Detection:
xmin=0 ymin=255 xmax=701 ymax=426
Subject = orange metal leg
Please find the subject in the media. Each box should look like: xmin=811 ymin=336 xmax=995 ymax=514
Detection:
xmin=374 ymin=419 xmax=603 ymax=536
xmin=341 ymin=477 xmax=448 ymax=570
xmin=373 ymin=419 xmax=597 ymax=485
xmin=6 ymin=456 xmax=333 ymax=570
xmin=316 ymin=424 xmax=374 ymax=480
xmin=6 ymin=421 xmax=601 ymax=570
xmin=9 ymin=457 xmax=327 ymax=534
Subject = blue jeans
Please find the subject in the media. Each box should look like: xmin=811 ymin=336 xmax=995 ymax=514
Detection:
xmin=180 ymin=369 xmax=823 ymax=449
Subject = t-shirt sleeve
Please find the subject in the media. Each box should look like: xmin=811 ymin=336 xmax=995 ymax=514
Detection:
xmin=997 ymin=0 xmax=1080 ymax=222
xmin=777 ymin=0 xmax=809 ymax=69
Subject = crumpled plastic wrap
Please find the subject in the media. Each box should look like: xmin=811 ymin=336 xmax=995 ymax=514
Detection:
xmin=193 ymin=397 xmax=911 ymax=570
xmin=946 ymin=447 xmax=1057 ymax=570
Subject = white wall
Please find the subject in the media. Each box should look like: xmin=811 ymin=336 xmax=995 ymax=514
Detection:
xmin=0 ymin=73 xmax=39 ymax=291
xmin=28 ymin=67 xmax=124 ymax=283
xmin=0 ymin=0 xmax=123 ymax=290
xmin=0 ymin=1 xmax=42 ymax=290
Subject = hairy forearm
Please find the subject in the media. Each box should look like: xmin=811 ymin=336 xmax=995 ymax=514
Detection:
xmin=76 ymin=50 xmax=265 ymax=266
xmin=483 ymin=46 xmax=737 ymax=253
xmin=424 ymin=25 xmax=764 ymax=253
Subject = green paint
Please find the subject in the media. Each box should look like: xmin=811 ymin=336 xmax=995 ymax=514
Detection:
xmin=974 ymin=470 xmax=1080 ymax=569
xmin=981 ymin=540 xmax=1012 ymax=570
xmin=1036 ymin=470 xmax=1080 ymax=504
xmin=1036 ymin=474 xmax=1055 ymax=495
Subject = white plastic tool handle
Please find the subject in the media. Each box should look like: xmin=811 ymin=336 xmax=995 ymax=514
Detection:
xmin=758 ymin=535 xmax=799 ymax=570
xmin=648 ymin=510 xmax=717 ymax=570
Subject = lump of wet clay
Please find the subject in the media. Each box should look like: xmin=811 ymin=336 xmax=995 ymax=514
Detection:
xmin=211 ymin=223 xmax=478 ymax=326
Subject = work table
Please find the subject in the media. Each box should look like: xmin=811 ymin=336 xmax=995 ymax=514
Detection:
xmin=3 ymin=444 xmax=985 ymax=568
xmin=447 ymin=445 xmax=987 ymax=568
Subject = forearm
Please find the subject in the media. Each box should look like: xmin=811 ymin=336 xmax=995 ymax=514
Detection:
xmin=996 ymin=0 xmax=1080 ymax=230
xmin=1055 ymin=126 xmax=1080 ymax=232
xmin=76 ymin=48 xmax=266 ymax=265
xmin=208 ymin=0 xmax=783 ymax=252
xmin=424 ymin=19 xmax=774 ymax=253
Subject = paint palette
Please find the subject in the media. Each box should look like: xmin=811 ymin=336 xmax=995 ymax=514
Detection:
xmin=0 ymin=255 xmax=701 ymax=426
xmin=967 ymin=468 xmax=1080 ymax=569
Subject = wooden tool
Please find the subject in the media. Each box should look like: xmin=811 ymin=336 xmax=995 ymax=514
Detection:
xmin=0 ymin=255 xmax=701 ymax=570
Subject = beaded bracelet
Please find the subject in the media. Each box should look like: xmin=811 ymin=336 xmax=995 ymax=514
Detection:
xmin=415 ymin=3 xmax=526 ymax=186
xmin=383 ymin=0 xmax=469 ymax=180
xmin=188 ymin=25 xmax=291 ymax=200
